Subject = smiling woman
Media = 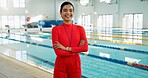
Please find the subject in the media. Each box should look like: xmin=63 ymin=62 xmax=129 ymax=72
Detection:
xmin=52 ymin=1 xmax=88 ymax=78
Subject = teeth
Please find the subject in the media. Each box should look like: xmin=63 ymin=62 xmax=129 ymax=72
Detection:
xmin=66 ymin=16 xmax=70 ymax=18
xmin=66 ymin=15 xmax=70 ymax=17
xmin=65 ymin=15 xmax=71 ymax=17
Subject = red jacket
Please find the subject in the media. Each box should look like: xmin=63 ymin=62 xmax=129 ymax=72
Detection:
xmin=52 ymin=23 xmax=88 ymax=57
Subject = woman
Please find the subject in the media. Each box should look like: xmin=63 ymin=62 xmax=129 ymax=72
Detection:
xmin=52 ymin=1 xmax=88 ymax=78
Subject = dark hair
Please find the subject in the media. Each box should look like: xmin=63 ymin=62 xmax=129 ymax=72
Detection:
xmin=60 ymin=1 xmax=74 ymax=13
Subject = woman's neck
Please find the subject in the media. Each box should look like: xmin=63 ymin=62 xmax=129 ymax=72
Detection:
xmin=63 ymin=20 xmax=72 ymax=24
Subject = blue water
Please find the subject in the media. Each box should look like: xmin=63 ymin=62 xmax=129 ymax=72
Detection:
xmin=0 ymin=33 xmax=148 ymax=78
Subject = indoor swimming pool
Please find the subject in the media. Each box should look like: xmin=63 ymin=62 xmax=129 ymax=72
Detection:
xmin=0 ymin=31 xmax=148 ymax=78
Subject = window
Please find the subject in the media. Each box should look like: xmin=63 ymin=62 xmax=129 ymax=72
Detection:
xmin=78 ymin=14 xmax=92 ymax=38
xmin=78 ymin=15 xmax=91 ymax=31
xmin=13 ymin=0 xmax=19 ymax=7
xmin=8 ymin=16 xmax=14 ymax=28
xmin=14 ymin=16 xmax=20 ymax=28
xmin=1 ymin=16 xmax=8 ymax=29
xmin=97 ymin=14 xmax=113 ymax=40
xmin=13 ymin=0 xmax=25 ymax=8
xmin=0 ymin=15 xmax=25 ymax=29
xmin=122 ymin=13 xmax=143 ymax=43
xmin=80 ymin=0 xmax=89 ymax=5
xmin=133 ymin=14 xmax=143 ymax=29
xmin=0 ymin=0 xmax=7 ymax=7
xmin=97 ymin=14 xmax=113 ymax=28
xmin=20 ymin=16 xmax=25 ymax=28
xmin=20 ymin=0 xmax=25 ymax=7
xmin=123 ymin=13 xmax=143 ymax=29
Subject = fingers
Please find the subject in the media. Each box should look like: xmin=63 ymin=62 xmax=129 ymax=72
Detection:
xmin=79 ymin=40 xmax=86 ymax=46
xmin=55 ymin=41 xmax=59 ymax=44
xmin=81 ymin=40 xmax=86 ymax=44
xmin=53 ymin=41 xmax=63 ymax=49
xmin=53 ymin=41 xmax=58 ymax=49
xmin=53 ymin=44 xmax=57 ymax=49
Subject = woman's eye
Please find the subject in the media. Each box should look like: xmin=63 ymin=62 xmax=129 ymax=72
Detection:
xmin=63 ymin=9 xmax=67 ymax=12
xmin=70 ymin=9 xmax=73 ymax=12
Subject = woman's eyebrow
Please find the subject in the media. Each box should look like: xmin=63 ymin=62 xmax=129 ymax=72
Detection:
xmin=63 ymin=9 xmax=74 ymax=11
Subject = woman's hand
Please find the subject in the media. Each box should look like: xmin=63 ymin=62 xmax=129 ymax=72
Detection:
xmin=53 ymin=41 xmax=65 ymax=50
xmin=79 ymin=40 xmax=86 ymax=46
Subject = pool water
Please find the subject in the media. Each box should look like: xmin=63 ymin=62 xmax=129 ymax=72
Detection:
xmin=0 ymin=33 xmax=148 ymax=78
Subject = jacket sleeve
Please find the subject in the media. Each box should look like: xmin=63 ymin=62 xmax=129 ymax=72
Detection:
xmin=52 ymin=27 xmax=74 ymax=56
xmin=71 ymin=26 xmax=88 ymax=53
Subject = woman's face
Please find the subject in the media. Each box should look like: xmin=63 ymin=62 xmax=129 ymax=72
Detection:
xmin=60 ymin=4 xmax=74 ymax=22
